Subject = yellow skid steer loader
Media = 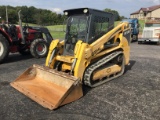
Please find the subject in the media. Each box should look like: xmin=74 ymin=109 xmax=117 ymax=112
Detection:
xmin=11 ymin=8 xmax=131 ymax=110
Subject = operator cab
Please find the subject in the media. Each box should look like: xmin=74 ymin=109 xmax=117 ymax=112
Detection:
xmin=63 ymin=8 xmax=114 ymax=55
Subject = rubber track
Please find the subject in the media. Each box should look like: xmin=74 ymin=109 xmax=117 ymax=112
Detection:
xmin=84 ymin=51 xmax=125 ymax=87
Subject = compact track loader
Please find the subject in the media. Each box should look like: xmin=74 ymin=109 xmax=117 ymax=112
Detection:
xmin=11 ymin=8 xmax=131 ymax=110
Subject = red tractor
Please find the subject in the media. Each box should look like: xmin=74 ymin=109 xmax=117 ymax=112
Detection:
xmin=0 ymin=11 xmax=53 ymax=63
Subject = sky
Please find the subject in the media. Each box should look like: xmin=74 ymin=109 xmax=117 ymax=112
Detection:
xmin=0 ymin=0 xmax=160 ymax=17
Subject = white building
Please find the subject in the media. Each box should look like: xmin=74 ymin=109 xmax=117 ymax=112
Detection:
xmin=130 ymin=5 xmax=160 ymax=20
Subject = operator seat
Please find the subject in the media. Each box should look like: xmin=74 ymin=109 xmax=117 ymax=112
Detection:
xmin=8 ymin=25 xmax=18 ymax=41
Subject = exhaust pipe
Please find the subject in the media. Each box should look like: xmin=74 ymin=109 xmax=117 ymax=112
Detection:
xmin=18 ymin=10 xmax=25 ymax=44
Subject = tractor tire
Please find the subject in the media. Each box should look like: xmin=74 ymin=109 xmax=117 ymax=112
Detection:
xmin=0 ymin=34 xmax=9 ymax=63
xmin=30 ymin=39 xmax=49 ymax=58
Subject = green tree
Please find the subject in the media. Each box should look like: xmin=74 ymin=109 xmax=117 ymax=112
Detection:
xmin=0 ymin=5 xmax=65 ymax=25
xmin=0 ymin=6 xmax=6 ymax=22
xmin=104 ymin=8 xmax=120 ymax=21
xmin=120 ymin=16 xmax=127 ymax=20
xmin=7 ymin=6 xmax=18 ymax=23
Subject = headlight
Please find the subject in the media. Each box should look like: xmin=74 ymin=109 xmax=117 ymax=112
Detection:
xmin=83 ymin=9 xmax=88 ymax=13
xmin=64 ymin=12 xmax=68 ymax=16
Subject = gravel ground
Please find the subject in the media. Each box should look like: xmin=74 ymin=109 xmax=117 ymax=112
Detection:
xmin=0 ymin=42 xmax=160 ymax=120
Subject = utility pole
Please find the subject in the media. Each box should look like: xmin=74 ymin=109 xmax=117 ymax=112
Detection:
xmin=6 ymin=6 xmax=8 ymax=23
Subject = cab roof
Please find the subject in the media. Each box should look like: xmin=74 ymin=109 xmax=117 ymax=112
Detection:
xmin=63 ymin=8 xmax=114 ymax=17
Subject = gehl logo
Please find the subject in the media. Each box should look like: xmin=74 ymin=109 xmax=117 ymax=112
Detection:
xmin=92 ymin=48 xmax=100 ymax=56
xmin=124 ymin=30 xmax=130 ymax=36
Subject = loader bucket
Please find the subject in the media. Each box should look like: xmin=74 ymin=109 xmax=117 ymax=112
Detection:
xmin=10 ymin=64 xmax=83 ymax=110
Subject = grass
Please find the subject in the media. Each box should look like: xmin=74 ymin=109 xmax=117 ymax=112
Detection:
xmin=114 ymin=21 xmax=121 ymax=26
xmin=49 ymin=31 xmax=65 ymax=39
xmin=138 ymin=19 xmax=145 ymax=33
xmin=21 ymin=20 xmax=145 ymax=39
xmin=19 ymin=23 xmax=65 ymax=39
xmin=21 ymin=23 xmax=65 ymax=39
xmin=46 ymin=25 xmax=65 ymax=39
xmin=47 ymin=25 xmax=65 ymax=31
xmin=46 ymin=22 xmax=123 ymax=39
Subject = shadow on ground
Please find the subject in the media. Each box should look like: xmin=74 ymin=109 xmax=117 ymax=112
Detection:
xmin=3 ymin=54 xmax=33 ymax=64
xmin=0 ymin=81 xmax=10 ymax=89
xmin=83 ymin=60 xmax=136 ymax=96
xmin=124 ymin=60 xmax=136 ymax=73
xmin=138 ymin=42 xmax=160 ymax=45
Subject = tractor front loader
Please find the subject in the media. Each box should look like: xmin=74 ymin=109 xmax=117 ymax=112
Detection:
xmin=11 ymin=8 xmax=131 ymax=110
xmin=0 ymin=10 xmax=53 ymax=63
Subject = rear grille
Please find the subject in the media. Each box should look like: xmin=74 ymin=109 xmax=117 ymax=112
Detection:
xmin=143 ymin=30 xmax=153 ymax=38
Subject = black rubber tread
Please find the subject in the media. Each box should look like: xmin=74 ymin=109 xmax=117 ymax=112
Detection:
xmin=0 ymin=34 xmax=9 ymax=63
xmin=30 ymin=39 xmax=49 ymax=58
xmin=83 ymin=51 xmax=125 ymax=87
